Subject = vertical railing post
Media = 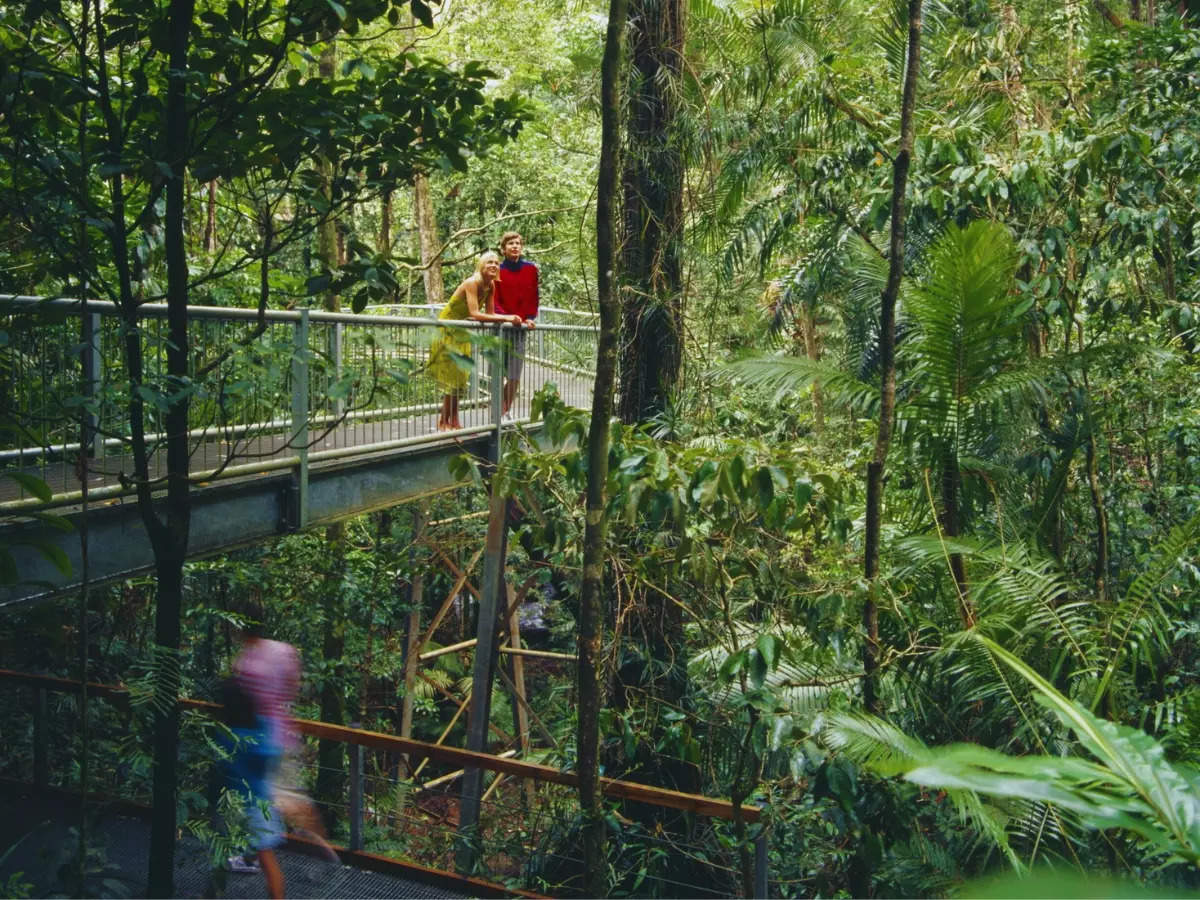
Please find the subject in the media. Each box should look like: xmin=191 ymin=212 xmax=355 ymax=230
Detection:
xmin=490 ymin=325 xmax=504 ymax=454
xmin=290 ymin=309 xmax=309 ymax=529
xmin=754 ymin=804 xmax=769 ymax=899
xmin=349 ymin=727 xmax=364 ymax=851
xmin=468 ymin=323 xmax=481 ymax=411
xmin=331 ymin=321 xmax=345 ymax=420
xmin=33 ymin=687 xmax=48 ymax=788
xmin=81 ymin=309 xmax=102 ymax=462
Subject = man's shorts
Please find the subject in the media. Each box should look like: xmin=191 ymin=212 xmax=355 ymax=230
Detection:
xmin=242 ymin=790 xmax=285 ymax=851
xmin=505 ymin=327 xmax=527 ymax=381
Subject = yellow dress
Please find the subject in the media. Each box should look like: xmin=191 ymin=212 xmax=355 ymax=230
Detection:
xmin=428 ymin=287 xmax=475 ymax=393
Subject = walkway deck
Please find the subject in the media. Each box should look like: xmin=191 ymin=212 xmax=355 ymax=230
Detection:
xmin=0 ymin=357 xmax=592 ymax=507
xmin=0 ymin=787 xmax=513 ymax=899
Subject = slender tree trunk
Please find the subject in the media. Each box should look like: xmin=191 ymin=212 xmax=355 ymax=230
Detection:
xmin=414 ymin=173 xmax=444 ymax=303
xmin=617 ymin=0 xmax=686 ymax=425
xmin=862 ymin=0 xmax=924 ymax=717
xmin=146 ymin=0 xmax=195 ymax=893
xmin=800 ymin=304 xmax=824 ymax=433
xmin=1083 ymin=405 xmax=1109 ymax=602
xmin=939 ymin=459 xmax=973 ymax=625
xmin=312 ymin=34 xmax=349 ymax=827
xmin=203 ymin=179 xmax=218 ymax=252
xmin=380 ymin=188 xmax=393 ymax=256
xmin=579 ymin=0 xmax=627 ymax=892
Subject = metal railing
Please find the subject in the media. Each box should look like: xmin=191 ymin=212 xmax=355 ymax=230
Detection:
xmin=0 ymin=296 xmax=597 ymax=511
xmin=0 ymin=669 xmax=771 ymax=898
xmin=363 ymin=303 xmax=598 ymax=327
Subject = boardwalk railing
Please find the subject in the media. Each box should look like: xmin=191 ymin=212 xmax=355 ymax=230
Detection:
xmin=0 ymin=669 xmax=770 ymax=897
xmin=0 ymin=295 xmax=597 ymax=512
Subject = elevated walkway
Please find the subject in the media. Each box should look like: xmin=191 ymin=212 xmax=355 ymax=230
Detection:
xmin=0 ymin=295 xmax=596 ymax=606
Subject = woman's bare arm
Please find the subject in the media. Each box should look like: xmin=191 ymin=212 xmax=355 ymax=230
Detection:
xmin=462 ymin=276 xmax=521 ymax=324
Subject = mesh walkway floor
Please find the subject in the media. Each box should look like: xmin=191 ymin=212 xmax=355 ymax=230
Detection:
xmin=0 ymin=789 xmax=474 ymax=898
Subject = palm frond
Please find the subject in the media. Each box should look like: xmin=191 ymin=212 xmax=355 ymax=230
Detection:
xmin=721 ymin=354 xmax=877 ymax=415
xmin=1093 ymin=509 xmax=1200 ymax=711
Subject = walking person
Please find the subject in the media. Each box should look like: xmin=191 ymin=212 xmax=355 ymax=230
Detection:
xmin=221 ymin=605 xmax=300 ymax=899
xmin=429 ymin=250 xmax=522 ymax=431
xmin=493 ymin=232 xmax=539 ymax=420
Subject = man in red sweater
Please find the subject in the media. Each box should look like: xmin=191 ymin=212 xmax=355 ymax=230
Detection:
xmin=494 ymin=231 xmax=538 ymax=418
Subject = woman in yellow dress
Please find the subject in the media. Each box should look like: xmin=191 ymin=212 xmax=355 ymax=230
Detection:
xmin=431 ymin=250 xmax=522 ymax=431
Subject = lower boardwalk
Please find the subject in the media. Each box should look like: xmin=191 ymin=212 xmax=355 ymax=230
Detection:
xmin=0 ymin=788 xmax=487 ymax=899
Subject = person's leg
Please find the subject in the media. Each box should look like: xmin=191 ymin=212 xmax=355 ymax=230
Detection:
xmin=503 ymin=329 xmax=525 ymax=416
xmin=259 ymin=848 xmax=285 ymax=899
xmin=439 ymin=395 xmax=453 ymax=430
xmin=450 ymin=394 xmax=461 ymax=429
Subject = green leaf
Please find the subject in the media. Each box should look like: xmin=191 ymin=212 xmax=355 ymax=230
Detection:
xmin=410 ymin=0 xmax=433 ymax=28
xmin=718 ymin=648 xmax=747 ymax=683
xmin=4 ymin=471 xmax=53 ymax=502
xmin=756 ymin=633 xmax=781 ymax=670
xmin=748 ymin=649 xmax=767 ymax=688
xmin=25 ymin=539 xmax=71 ymax=576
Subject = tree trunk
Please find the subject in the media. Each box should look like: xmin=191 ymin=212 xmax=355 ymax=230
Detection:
xmin=617 ymin=0 xmax=687 ymax=426
xmin=203 ymin=179 xmax=218 ymax=252
xmin=800 ymin=304 xmax=824 ymax=433
xmin=146 ymin=0 xmax=196 ymax=893
xmin=380 ymin=188 xmax=393 ymax=256
xmin=414 ymin=173 xmax=444 ymax=303
xmin=863 ymin=0 xmax=924 ymax=717
xmin=579 ymin=0 xmax=627 ymax=892
xmin=939 ymin=458 xmax=973 ymax=626
xmin=311 ymin=34 xmax=349 ymax=827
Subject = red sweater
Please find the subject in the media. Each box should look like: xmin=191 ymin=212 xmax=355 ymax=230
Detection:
xmin=495 ymin=259 xmax=539 ymax=320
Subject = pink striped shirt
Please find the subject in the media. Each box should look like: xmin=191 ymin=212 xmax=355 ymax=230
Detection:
xmin=233 ymin=638 xmax=300 ymax=750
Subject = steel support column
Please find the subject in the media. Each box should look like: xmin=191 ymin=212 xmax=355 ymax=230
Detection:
xmin=455 ymin=473 xmax=509 ymax=874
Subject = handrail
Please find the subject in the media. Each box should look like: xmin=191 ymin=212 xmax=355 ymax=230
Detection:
xmin=0 ymin=668 xmax=759 ymax=823
xmin=0 ymin=295 xmax=598 ymax=332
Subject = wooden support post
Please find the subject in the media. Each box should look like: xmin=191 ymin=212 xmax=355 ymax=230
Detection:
xmin=33 ymin=687 xmax=48 ymax=788
xmin=456 ymin=482 xmax=509 ymax=875
xmin=411 ymin=681 xmax=471 ymax=780
xmin=504 ymin=584 xmax=535 ymax=809
xmin=496 ymin=664 xmax=560 ymax=751
xmin=400 ymin=507 xmax=424 ymax=775
xmin=416 ymin=548 xmax=483 ymax=650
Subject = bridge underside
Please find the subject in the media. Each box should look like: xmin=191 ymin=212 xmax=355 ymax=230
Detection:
xmin=1 ymin=434 xmax=492 ymax=608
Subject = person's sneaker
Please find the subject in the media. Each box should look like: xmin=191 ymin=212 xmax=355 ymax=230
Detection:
xmin=501 ymin=413 xmax=515 ymax=425
xmin=227 ymin=855 xmax=261 ymax=874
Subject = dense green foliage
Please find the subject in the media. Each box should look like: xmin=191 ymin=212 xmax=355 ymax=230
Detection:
xmin=4 ymin=0 xmax=1200 ymax=897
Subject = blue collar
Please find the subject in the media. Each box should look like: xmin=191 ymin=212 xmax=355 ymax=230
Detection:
xmin=500 ymin=258 xmax=525 ymax=271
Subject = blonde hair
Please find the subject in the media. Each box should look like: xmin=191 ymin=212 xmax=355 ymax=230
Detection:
xmin=475 ymin=250 xmax=501 ymax=275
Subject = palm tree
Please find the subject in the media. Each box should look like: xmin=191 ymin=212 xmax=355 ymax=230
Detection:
xmin=898 ymin=219 xmax=1035 ymax=623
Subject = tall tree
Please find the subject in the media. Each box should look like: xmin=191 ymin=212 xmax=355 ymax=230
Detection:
xmin=414 ymin=173 xmax=445 ymax=303
xmin=862 ymin=0 xmax=924 ymax=716
xmin=617 ymin=0 xmax=687 ymax=426
xmin=578 ymin=0 xmax=628 ymax=892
